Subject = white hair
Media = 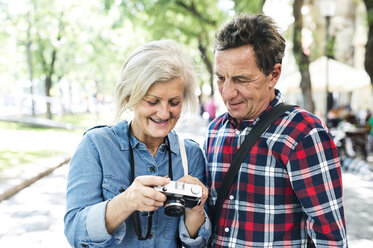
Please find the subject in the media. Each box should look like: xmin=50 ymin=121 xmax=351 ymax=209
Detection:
xmin=114 ymin=39 xmax=197 ymax=122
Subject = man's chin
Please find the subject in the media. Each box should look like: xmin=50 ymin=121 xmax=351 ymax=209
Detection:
xmin=228 ymin=110 xmax=244 ymax=120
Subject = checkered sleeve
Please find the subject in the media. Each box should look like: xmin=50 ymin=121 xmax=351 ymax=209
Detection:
xmin=287 ymin=125 xmax=348 ymax=247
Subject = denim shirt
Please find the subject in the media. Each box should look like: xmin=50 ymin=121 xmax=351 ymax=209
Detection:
xmin=64 ymin=120 xmax=210 ymax=248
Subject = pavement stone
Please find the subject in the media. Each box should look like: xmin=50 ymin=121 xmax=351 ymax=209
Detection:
xmin=342 ymin=172 xmax=373 ymax=247
xmin=0 ymin=164 xmax=70 ymax=248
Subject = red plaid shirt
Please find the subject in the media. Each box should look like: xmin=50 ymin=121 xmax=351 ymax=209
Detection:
xmin=205 ymin=91 xmax=347 ymax=247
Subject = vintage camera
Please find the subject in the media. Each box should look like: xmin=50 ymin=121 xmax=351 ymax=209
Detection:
xmin=154 ymin=181 xmax=202 ymax=217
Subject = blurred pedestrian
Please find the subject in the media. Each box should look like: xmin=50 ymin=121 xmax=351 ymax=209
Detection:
xmin=205 ymin=13 xmax=347 ymax=247
xmin=64 ymin=40 xmax=210 ymax=247
xmin=203 ymin=96 xmax=217 ymax=123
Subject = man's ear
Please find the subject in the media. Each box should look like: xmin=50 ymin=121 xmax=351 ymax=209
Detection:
xmin=269 ymin=63 xmax=282 ymax=88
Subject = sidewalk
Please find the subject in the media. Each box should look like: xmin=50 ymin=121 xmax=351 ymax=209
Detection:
xmin=342 ymin=172 xmax=373 ymax=246
xmin=0 ymin=163 xmax=70 ymax=248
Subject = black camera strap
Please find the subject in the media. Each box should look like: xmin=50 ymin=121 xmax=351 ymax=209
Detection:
xmin=127 ymin=122 xmax=173 ymax=240
xmin=209 ymin=103 xmax=295 ymax=245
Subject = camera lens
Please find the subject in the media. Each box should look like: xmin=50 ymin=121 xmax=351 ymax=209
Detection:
xmin=164 ymin=196 xmax=185 ymax=217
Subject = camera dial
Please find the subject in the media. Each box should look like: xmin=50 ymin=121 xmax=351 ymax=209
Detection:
xmin=191 ymin=185 xmax=201 ymax=195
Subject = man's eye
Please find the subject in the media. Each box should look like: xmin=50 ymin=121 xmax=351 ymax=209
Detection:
xmin=234 ymin=78 xmax=250 ymax=84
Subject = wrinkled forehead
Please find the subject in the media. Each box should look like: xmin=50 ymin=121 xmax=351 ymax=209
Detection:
xmin=214 ymin=46 xmax=260 ymax=74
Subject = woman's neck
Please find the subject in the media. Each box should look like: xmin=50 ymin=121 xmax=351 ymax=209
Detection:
xmin=129 ymin=124 xmax=164 ymax=157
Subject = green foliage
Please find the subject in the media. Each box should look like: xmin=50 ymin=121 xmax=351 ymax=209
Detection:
xmin=232 ymin=0 xmax=264 ymax=14
xmin=1 ymin=0 xmax=266 ymax=109
xmin=1 ymin=0 xmax=143 ymax=102
xmin=0 ymin=149 xmax=63 ymax=172
xmin=104 ymin=0 xmax=265 ymax=92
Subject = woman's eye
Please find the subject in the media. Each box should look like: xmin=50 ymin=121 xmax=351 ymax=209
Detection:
xmin=147 ymin=100 xmax=158 ymax=106
xmin=170 ymin=101 xmax=180 ymax=107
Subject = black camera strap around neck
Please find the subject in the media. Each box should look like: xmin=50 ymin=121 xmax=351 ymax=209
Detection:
xmin=127 ymin=122 xmax=173 ymax=240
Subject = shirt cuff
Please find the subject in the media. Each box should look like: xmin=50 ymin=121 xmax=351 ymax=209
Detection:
xmin=179 ymin=211 xmax=211 ymax=247
xmin=86 ymin=200 xmax=127 ymax=243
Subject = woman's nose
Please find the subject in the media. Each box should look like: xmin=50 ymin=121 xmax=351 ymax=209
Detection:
xmin=157 ymin=104 xmax=171 ymax=119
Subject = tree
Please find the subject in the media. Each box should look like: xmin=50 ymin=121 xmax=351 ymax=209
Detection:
xmin=10 ymin=0 xmax=67 ymax=119
xmin=292 ymin=0 xmax=315 ymax=113
xmin=3 ymin=0 xmax=135 ymax=119
xmin=35 ymin=10 xmax=65 ymax=119
xmin=363 ymin=0 xmax=373 ymax=84
xmin=108 ymin=0 xmax=265 ymax=98
xmin=25 ymin=10 xmax=36 ymax=116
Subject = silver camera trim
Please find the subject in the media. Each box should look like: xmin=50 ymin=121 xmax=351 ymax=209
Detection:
xmin=154 ymin=181 xmax=203 ymax=198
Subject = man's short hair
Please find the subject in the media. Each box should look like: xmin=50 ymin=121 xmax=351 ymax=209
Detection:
xmin=215 ymin=13 xmax=286 ymax=75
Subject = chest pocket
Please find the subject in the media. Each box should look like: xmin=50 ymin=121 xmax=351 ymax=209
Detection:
xmin=102 ymin=175 xmax=129 ymax=200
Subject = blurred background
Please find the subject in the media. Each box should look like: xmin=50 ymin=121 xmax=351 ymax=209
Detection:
xmin=1 ymin=0 xmax=373 ymax=247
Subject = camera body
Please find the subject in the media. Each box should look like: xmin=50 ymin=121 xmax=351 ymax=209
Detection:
xmin=154 ymin=181 xmax=202 ymax=217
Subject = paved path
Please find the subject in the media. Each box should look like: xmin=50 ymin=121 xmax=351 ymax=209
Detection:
xmin=342 ymin=172 xmax=373 ymax=247
xmin=0 ymin=164 xmax=70 ymax=248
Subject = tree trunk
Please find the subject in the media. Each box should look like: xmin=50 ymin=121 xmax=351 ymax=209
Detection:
xmin=292 ymin=0 xmax=315 ymax=113
xmin=42 ymin=12 xmax=63 ymax=119
xmin=44 ymin=48 xmax=57 ymax=119
xmin=26 ymin=12 xmax=35 ymax=117
xmin=363 ymin=0 xmax=373 ymax=85
xmin=198 ymin=34 xmax=214 ymax=96
xmin=45 ymin=76 xmax=52 ymax=119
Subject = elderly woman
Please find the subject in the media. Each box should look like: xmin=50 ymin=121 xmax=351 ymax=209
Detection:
xmin=64 ymin=40 xmax=210 ymax=247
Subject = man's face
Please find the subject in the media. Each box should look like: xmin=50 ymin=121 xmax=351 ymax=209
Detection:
xmin=214 ymin=45 xmax=280 ymax=122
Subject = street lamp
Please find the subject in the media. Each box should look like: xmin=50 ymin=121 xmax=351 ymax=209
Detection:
xmin=319 ymin=0 xmax=336 ymax=122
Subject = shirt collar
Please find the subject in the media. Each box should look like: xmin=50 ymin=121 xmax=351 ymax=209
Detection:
xmin=112 ymin=120 xmax=178 ymax=155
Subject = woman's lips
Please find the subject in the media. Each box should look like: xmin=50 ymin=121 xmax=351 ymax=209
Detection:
xmin=150 ymin=118 xmax=169 ymax=125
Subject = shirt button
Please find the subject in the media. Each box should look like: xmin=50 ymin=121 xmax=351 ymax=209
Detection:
xmin=224 ymin=227 xmax=229 ymax=232
xmin=235 ymin=130 xmax=240 ymax=135
xmin=229 ymin=195 xmax=234 ymax=200
xmin=150 ymin=166 xmax=156 ymax=173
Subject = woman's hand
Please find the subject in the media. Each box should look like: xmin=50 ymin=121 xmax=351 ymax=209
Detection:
xmin=105 ymin=175 xmax=170 ymax=233
xmin=177 ymin=175 xmax=208 ymax=238
xmin=124 ymin=175 xmax=170 ymax=212
xmin=178 ymin=175 xmax=208 ymax=213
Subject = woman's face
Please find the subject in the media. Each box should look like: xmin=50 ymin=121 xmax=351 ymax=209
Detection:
xmin=131 ymin=78 xmax=185 ymax=146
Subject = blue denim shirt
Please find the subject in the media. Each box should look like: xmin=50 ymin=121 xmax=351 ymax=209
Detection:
xmin=64 ymin=120 xmax=210 ymax=248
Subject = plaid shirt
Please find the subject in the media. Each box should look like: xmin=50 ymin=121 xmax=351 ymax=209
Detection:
xmin=205 ymin=91 xmax=347 ymax=247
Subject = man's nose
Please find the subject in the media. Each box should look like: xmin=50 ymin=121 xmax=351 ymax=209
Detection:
xmin=220 ymin=80 xmax=238 ymax=100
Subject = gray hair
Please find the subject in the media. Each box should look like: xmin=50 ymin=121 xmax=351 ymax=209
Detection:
xmin=114 ymin=39 xmax=197 ymax=122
